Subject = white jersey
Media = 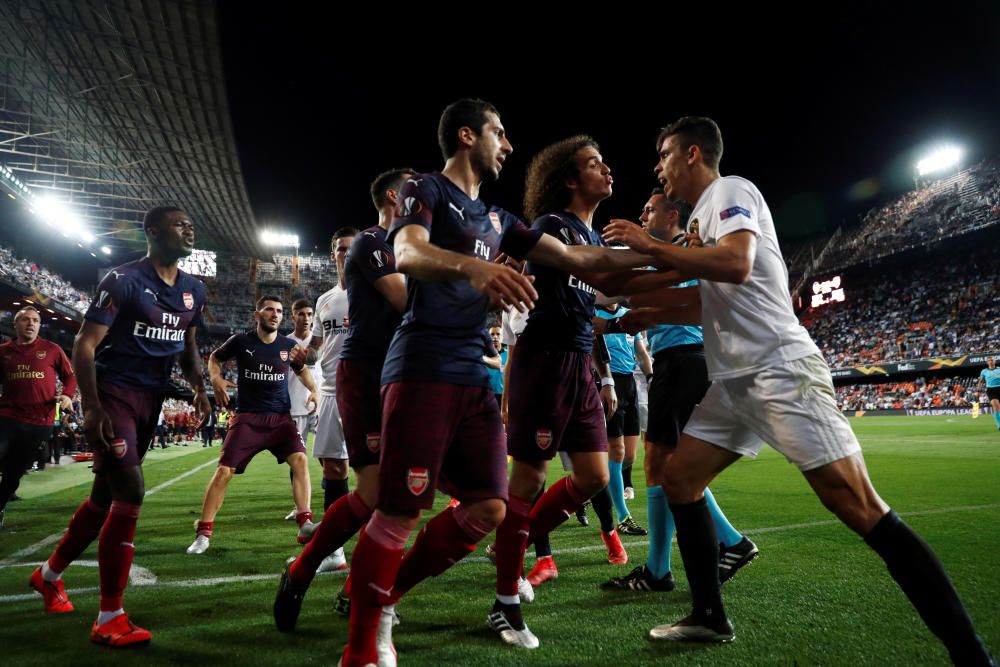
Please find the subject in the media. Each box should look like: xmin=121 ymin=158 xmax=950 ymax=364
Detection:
xmin=287 ymin=331 xmax=319 ymax=416
xmin=311 ymin=285 xmax=349 ymax=395
xmin=501 ymin=305 xmax=528 ymax=347
xmin=689 ymin=175 xmax=819 ymax=379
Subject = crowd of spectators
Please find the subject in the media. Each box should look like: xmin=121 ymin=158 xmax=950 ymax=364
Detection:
xmin=836 ymin=376 xmax=987 ymax=411
xmin=0 ymin=243 xmax=91 ymax=312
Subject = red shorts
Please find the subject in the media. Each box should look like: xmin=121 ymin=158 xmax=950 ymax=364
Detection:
xmin=336 ymin=358 xmax=383 ymax=470
xmin=218 ymin=412 xmax=306 ymax=474
xmin=92 ymin=382 xmax=164 ymax=473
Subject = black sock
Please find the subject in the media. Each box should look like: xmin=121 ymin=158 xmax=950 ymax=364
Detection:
xmin=325 ymin=478 xmax=350 ymax=511
xmin=670 ymin=497 xmax=726 ymax=623
xmin=491 ymin=598 xmax=525 ymax=630
xmin=865 ymin=510 xmax=993 ymax=666
xmin=592 ymin=486 xmax=615 ymax=533
xmin=622 ymin=460 xmax=634 ymax=489
xmin=535 ymin=531 xmax=552 ymax=559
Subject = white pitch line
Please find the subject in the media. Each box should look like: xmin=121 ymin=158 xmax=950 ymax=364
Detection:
xmin=0 ymin=456 xmax=218 ymax=566
xmin=1 ymin=501 xmax=995 ymax=604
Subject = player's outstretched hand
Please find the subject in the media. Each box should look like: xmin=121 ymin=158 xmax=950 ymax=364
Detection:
xmin=603 ymin=219 xmax=656 ymax=254
xmin=466 ymin=259 xmax=537 ymax=313
xmin=305 ymin=391 xmax=318 ymax=415
xmin=211 ymin=376 xmax=237 ymax=407
xmin=193 ymin=389 xmax=212 ymax=427
xmin=84 ymin=406 xmax=115 ymax=452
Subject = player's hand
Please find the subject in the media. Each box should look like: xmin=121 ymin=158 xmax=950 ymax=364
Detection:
xmin=620 ymin=310 xmax=651 ymax=335
xmin=603 ymin=219 xmax=656 ymax=254
xmin=57 ymin=394 xmax=74 ymax=412
xmin=600 ymin=384 xmax=618 ymax=420
xmin=465 ymin=259 xmax=537 ymax=313
xmin=83 ymin=406 xmax=115 ymax=452
xmin=305 ymin=391 xmax=318 ymax=415
xmin=192 ymin=388 xmax=212 ymax=427
xmin=684 ymin=233 xmax=703 ymax=248
xmin=289 ymin=344 xmax=309 ymax=367
xmin=591 ymin=316 xmax=609 ymax=334
xmin=494 ymin=252 xmax=526 ymax=274
xmin=211 ymin=376 xmax=237 ymax=407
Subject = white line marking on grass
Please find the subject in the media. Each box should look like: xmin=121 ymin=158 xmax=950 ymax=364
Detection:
xmin=0 ymin=560 xmax=156 ymax=585
xmin=1 ymin=502 xmax=995 ymax=605
xmin=0 ymin=457 xmax=218 ymax=565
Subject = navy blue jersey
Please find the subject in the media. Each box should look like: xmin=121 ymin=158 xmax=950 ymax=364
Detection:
xmin=215 ymin=332 xmax=301 ymax=414
xmin=86 ymin=257 xmax=206 ymax=391
xmin=517 ymin=212 xmax=603 ymax=353
xmin=382 ymin=173 xmax=542 ymax=387
xmin=340 ymin=225 xmax=402 ymax=361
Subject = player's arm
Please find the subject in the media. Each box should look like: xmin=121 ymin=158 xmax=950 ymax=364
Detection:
xmin=603 ymin=221 xmax=756 ymax=284
xmin=635 ymin=332 xmax=653 ymax=377
xmin=626 ymin=284 xmax=701 ymax=310
xmin=526 ymin=233 xmax=655 ymax=277
xmin=293 ymin=361 xmax=319 ymax=415
xmin=501 ymin=344 xmax=514 ymax=426
xmin=595 ymin=305 xmax=702 ymax=334
xmin=593 ymin=334 xmax=617 ymax=418
xmin=395 ymin=225 xmax=538 ymax=312
xmin=55 ymin=347 xmax=77 ymax=412
xmin=208 ymin=342 xmax=237 ymax=408
xmin=72 ymin=321 xmax=113 ymax=451
xmin=181 ymin=327 xmax=211 ymax=426
xmin=373 ymin=273 xmax=408 ymax=313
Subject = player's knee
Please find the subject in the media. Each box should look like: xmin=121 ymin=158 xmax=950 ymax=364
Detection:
xmin=322 ymin=458 xmax=348 ymax=479
xmin=215 ymin=466 xmax=236 ymax=483
xmin=466 ymin=498 xmax=506 ymax=529
xmin=574 ymin=468 xmax=609 ymax=497
xmin=661 ymin=467 xmax=700 ymax=503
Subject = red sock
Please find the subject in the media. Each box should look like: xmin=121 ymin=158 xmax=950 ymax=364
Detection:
xmin=527 ymin=476 xmax=587 ymax=545
xmin=196 ymin=521 xmax=213 ymax=537
xmin=291 ymin=492 xmax=371 ymax=584
xmin=295 ymin=510 xmax=313 ymax=527
xmin=48 ymin=498 xmax=110 ymax=573
xmin=392 ymin=506 xmax=490 ymax=601
xmin=345 ymin=512 xmax=408 ymax=666
xmin=98 ymin=501 xmax=141 ymax=612
xmin=495 ymin=495 xmax=532 ymax=597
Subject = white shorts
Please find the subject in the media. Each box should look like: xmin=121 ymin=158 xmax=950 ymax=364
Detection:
xmin=291 ymin=414 xmax=318 ymax=439
xmin=683 ymin=354 xmax=861 ymax=471
xmin=633 ymin=371 xmax=649 ymax=432
xmin=313 ymin=394 xmax=347 ymax=460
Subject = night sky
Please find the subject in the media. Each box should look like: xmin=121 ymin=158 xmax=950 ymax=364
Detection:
xmin=218 ymin=6 xmax=1000 ymax=254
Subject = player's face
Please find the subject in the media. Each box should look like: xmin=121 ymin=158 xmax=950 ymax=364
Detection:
xmin=14 ymin=310 xmax=40 ymax=342
xmin=489 ymin=326 xmax=502 ymax=350
xmin=990 ymin=358 xmax=996 ymax=369
xmin=256 ymin=301 xmax=283 ymax=333
xmin=153 ymin=210 xmax=195 ymax=259
xmin=471 ymin=112 xmax=512 ymax=184
xmin=332 ymin=235 xmax=354 ymax=277
xmin=654 ymin=134 xmax=689 ymax=201
xmin=569 ymin=147 xmax=613 ymax=203
xmin=640 ymin=194 xmax=678 ymax=241
xmin=293 ymin=306 xmax=313 ymax=333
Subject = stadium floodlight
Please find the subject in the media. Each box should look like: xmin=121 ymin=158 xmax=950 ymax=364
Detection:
xmin=916 ymin=146 xmax=962 ymax=176
xmin=33 ymin=195 xmax=94 ymax=243
xmin=100 ymin=245 xmax=112 ymax=255
xmin=260 ymin=229 xmax=299 ymax=247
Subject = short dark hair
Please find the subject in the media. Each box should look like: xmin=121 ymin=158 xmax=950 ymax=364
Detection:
xmin=330 ymin=227 xmax=359 ymax=252
xmin=143 ymin=206 xmax=184 ymax=231
xmin=291 ymin=298 xmax=312 ymax=312
xmin=370 ymin=168 xmax=416 ymax=209
xmin=656 ymin=116 xmax=723 ymax=170
xmin=523 ymin=135 xmax=599 ymax=222
xmin=256 ymin=295 xmax=282 ymax=311
xmin=650 ymin=187 xmax=693 ymax=228
xmin=437 ymin=98 xmax=499 ymax=160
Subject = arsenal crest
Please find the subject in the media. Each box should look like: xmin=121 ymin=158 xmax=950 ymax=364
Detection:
xmin=535 ymin=429 xmax=553 ymax=450
xmin=366 ymin=432 xmax=381 ymax=452
xmin=36 ymin=350 xmax=47 ymax=359
xmin=407 ymin=468 xmax=430 ymax=496
xmin=183 ymin=292 xmax=194 ymax=309
xmin=111 ymin=438 xmax=128 ymax=459
xmin=489 ymin=212 xmax=502 ymax=233
xmin=279 ymin=350 xmax=289 ymax=362
xmin=688 ymin=218 xmax=700 ymax=237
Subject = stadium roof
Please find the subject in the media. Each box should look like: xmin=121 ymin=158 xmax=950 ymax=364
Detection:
xmin=0 ymin=0 xmax=266 ymax=258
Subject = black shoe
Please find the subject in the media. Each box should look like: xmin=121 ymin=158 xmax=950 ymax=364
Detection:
xmin=719 ymin=537 xmax=759 ymax=584
xmin=273 ymin=557 xmax=309 ymax=632
xmin=602 ymin=565 xmax=675 ymax=592
xmin=9 ymin=494 xmax=21 ymax=502
xmin=576 ymin=503 xmax=589 ymax=527
xmin=616 ymin=515 xmax=648 ymax=536
xmin=334 ymin=588 xmax=350 ymax=618
xmin=649 ymin=614 xmax=735 ymax=642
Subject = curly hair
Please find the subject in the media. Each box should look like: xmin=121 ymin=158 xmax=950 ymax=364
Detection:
xmin=523 ymin=135 xmax=599 ymax=222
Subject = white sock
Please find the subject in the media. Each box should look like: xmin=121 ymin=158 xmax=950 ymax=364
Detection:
xmin=97 ymin=608 xmax=124 ymax=625
xmin=40 ymin=561 xmax=61 ymax=582
xmin=496 ymin=593 xmax=519 ymax=606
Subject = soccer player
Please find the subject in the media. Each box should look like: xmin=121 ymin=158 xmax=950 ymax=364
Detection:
xmin=339 ymin=101 xmax=658 ymax=667
xmin=979 ymin=356 xmax=1000 ymax=431
xmin=301 ymin=227 xmax=357 ymax=569
xmin=600 ymin=189 xmax=755 ymax=594
xmin=30 ymin=206 xmax=209 ymax=647
xmin=186 ymin=296 xmax=318 ymax=554
xmin=490 ymin=135 xmax=678 ymax=649
xmin=287 ymin=298 xmax=320 ymax=445
xmin=0 ymin=306 xmax=77 ymax=528
xmin=274 ymin=167 xmax=414 ymax=631
xmin=602 ymin=117 xmax=995 ymax=664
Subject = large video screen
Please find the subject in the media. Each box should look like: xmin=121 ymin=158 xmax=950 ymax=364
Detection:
xmin=811 ymin=275 xmax=845 ymax=308
xmin=178 ymin=249 xmax=217 ymax=277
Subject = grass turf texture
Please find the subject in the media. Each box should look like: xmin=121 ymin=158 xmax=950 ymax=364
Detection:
xmin=1 ymin=415 xmax=997 ymax=665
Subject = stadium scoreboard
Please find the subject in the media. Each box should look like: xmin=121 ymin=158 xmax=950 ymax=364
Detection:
xmin=811 ymin=275 xmax=845 ymax=308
